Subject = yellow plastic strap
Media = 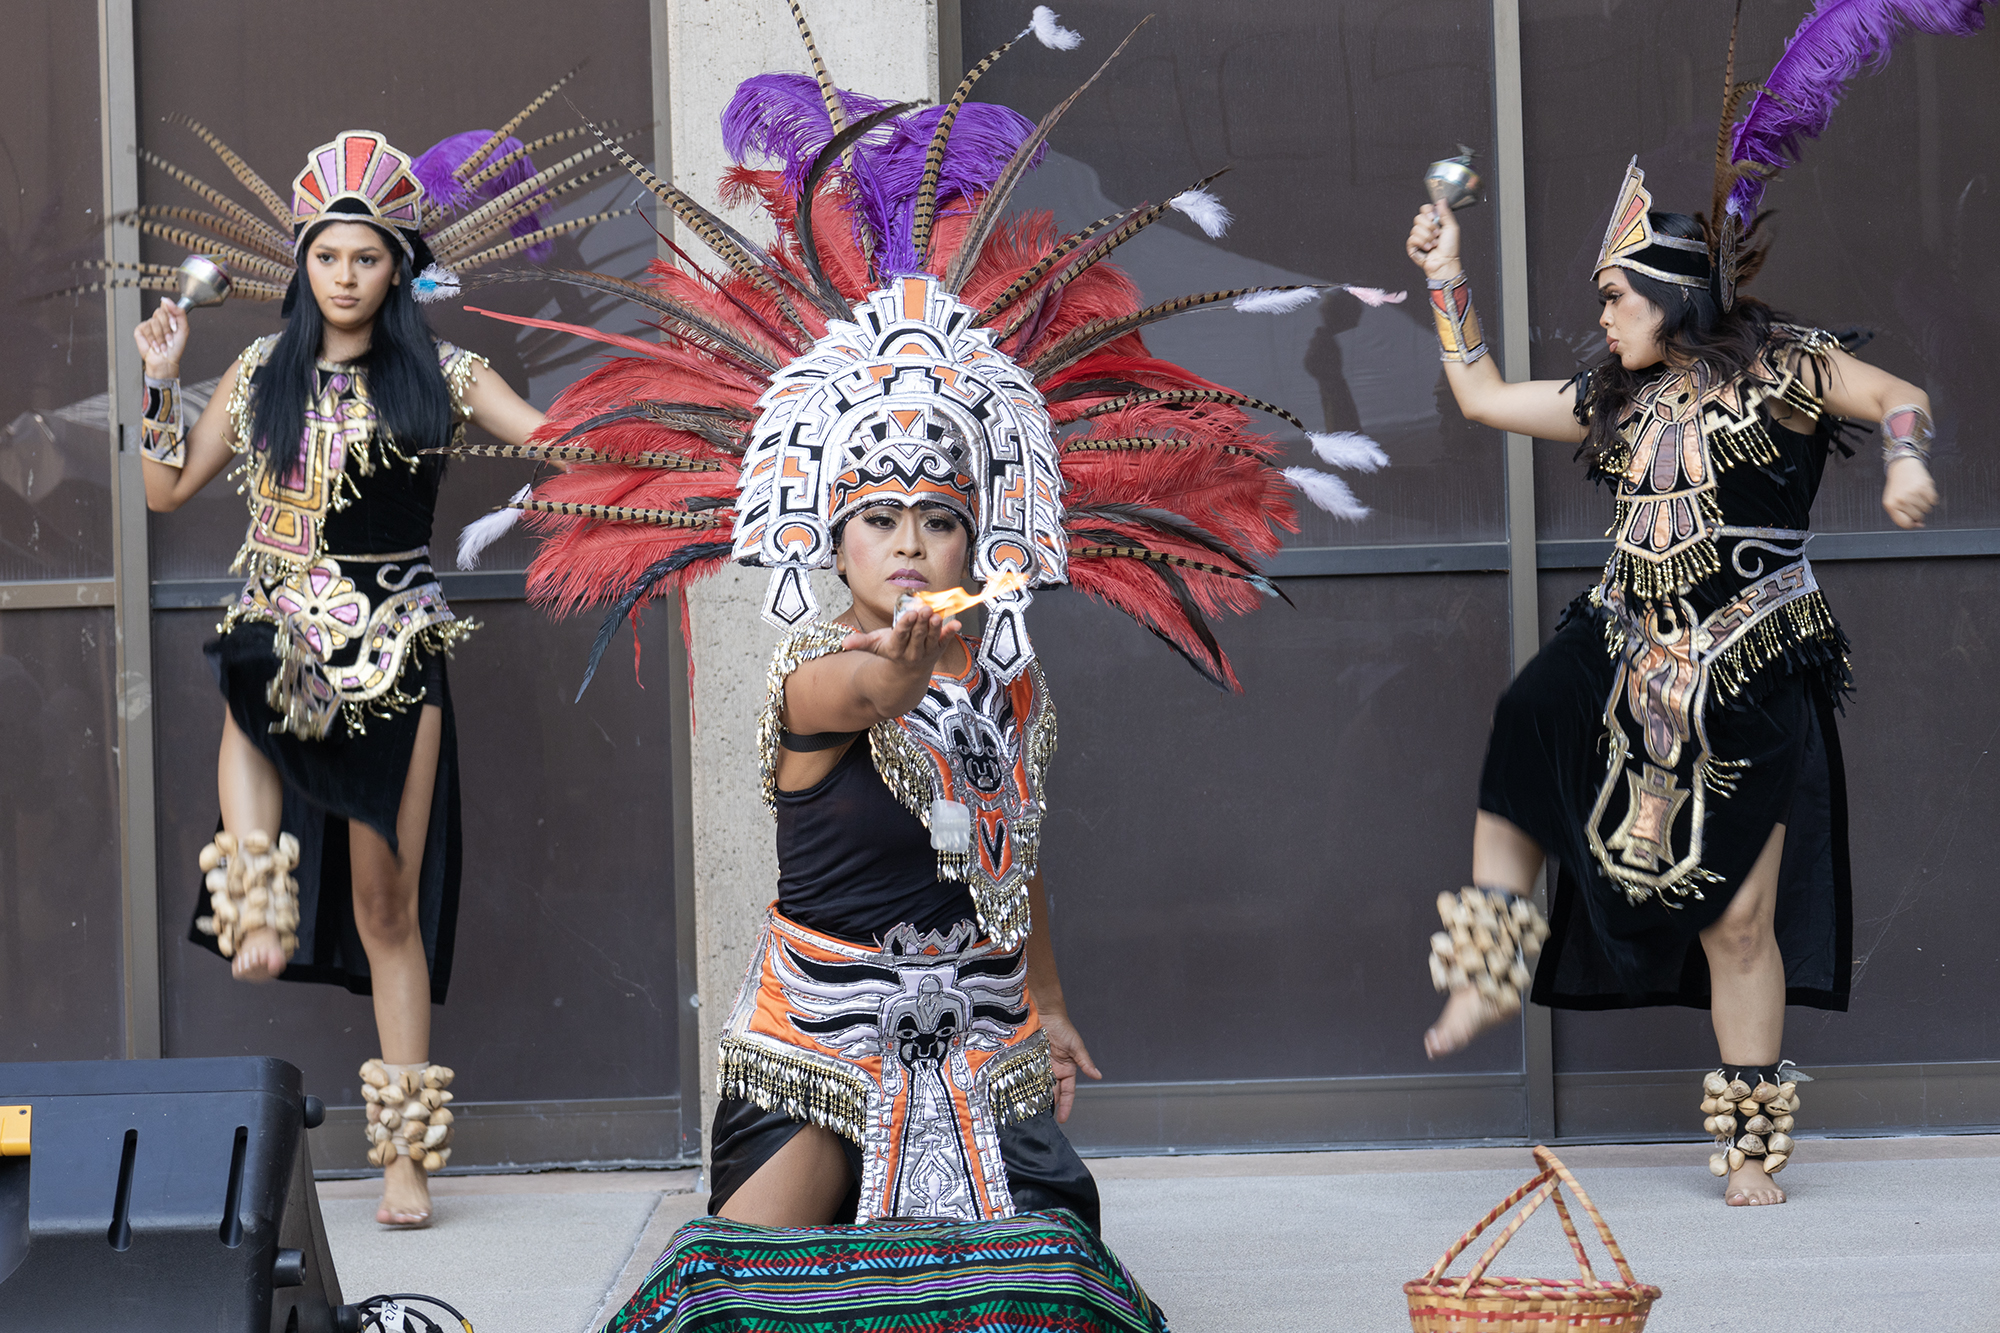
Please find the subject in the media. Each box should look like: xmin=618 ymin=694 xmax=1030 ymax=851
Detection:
xmin=0 ymin=1105 xmax=30 ymax=1156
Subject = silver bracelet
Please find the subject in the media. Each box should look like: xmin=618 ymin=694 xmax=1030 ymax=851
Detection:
xmin=141 ymin=374 xmax=185 ymax=468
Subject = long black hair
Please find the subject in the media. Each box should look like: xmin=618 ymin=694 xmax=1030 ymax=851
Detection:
xmin=1576 ymin=210 xmax=1783 ymax=470
xmin=248 ymin=212 xmax=453 ymax=482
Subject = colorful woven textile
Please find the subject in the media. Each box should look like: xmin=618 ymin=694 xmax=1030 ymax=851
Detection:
xmin=602 ymin=1209 xmax=1170 ymax=1333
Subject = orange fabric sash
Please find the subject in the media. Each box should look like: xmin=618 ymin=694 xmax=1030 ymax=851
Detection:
xmin=718 ymin=906 xmax=1055 ymax=1223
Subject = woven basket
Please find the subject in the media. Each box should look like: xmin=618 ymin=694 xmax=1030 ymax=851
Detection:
xmin=1404 ymin=1145 xmax=1662 ymax=1332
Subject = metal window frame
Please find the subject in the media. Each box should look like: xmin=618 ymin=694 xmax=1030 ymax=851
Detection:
xmin=99 ymin=0 xmax=160 ymax=1061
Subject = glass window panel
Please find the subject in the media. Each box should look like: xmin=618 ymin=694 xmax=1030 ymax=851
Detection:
xmin=134 ymin=0 xmax=660 ymax=580
xmin=1545 ymin=558 xmax=2000 ymax=1075
xmin=0 ymin=609 xmax=123 ymax=1060
xmin=154 ymin=600 xmax=680 ymax=1107
xmin=0 ymin=5 xmax=112 ymax=581
xmin=1033 ymin=573 xmax=1520 ymax=1083
xmin=1522 ymin=1 xmax=2000 ymax=540
xmin=966 ymin=0 xmax=1506 ymax=547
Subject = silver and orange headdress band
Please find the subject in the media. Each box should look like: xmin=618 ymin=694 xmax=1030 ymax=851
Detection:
xmin=732 ymin=275 xmax=1064 ymax=683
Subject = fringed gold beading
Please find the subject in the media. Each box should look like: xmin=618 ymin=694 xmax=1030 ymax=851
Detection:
xmin=1604 ymin=487 xmax=1726 ymax=601
xmin=757 ymin=622 xmax=854 ymax=810
xmin=1706 ymin=588 xmax=1844 ymax=702
xmin=984 ymin=1030 xmax=1057 ymax=1127
xmin=1708 ymin=418 xmax=1782 ymax=472
xmin=718 ymin=1035 xmax=872 ymax=1144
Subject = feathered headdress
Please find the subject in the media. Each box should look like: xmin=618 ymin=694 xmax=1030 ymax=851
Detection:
xmin=456 ymin=6 xmax=1395 ymax=692
xmin=1706 ymin=0 xmax=1988 ymax=307
xmin=76 ymin=71 xmax=639 ymax=305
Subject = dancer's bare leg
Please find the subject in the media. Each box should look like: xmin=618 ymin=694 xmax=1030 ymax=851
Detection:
xmin=217 ymin=711 xmax=288 ymax=981
xmin=1700 ymin=821 xmax=1788 ymax=1207
xmin=349 ymin=704 xmax=443 ymax=1226
xmin=1424 ymin=812 xmax=1545 ymax=1058
xmin=717 ymin=1125 xmax=854 ymax=1226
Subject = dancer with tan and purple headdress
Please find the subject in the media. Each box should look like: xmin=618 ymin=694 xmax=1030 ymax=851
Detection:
xmin=113 ymin=85 xmax=623 ymax=1226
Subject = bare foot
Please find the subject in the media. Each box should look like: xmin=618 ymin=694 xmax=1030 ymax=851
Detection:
xmin=1725 ymin=1161 xmax=1786 ymax=1206
xmin=1424 ymin=986 xmax=1517 ymax=1058
xmin=377 ymin=1154 xmax=433 ymax=1227
xmin=230 ymin=926 xmax=288 ymax=982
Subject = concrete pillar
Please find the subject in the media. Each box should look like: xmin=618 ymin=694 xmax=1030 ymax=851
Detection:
xmin=656 ymin=0 xmax=951 ymax=1167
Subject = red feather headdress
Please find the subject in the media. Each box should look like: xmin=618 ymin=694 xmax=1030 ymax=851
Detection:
xmin=459 ymin=7 xmax=1389 ymax=691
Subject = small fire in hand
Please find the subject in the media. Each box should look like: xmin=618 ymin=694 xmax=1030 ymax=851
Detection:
xmin=895 ymin=569 xmax=1027 ymax=619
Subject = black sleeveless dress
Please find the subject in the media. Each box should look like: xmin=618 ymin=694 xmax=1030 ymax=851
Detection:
xmin=184 ymin=336 xmax=482 ymax=1002
xmin=1483 ymin=326 xmax=1853 ymax=1011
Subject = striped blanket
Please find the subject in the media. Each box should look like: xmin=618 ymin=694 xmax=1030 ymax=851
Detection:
xmin=602 ymin=1209 xmax=1170 ymax=1333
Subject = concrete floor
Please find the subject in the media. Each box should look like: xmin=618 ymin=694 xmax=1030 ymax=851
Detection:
xmin=317 ymin=1135 xmax=2000 ymax=1333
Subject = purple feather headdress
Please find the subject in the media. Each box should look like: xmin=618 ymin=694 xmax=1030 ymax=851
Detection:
xmin=722 ymin=72 xmax=1040 ymax=275
xmin=1726 ymin=0 xmax=1988 ymax=221
xmin=413 ymin=130 xmax=554 ymax=260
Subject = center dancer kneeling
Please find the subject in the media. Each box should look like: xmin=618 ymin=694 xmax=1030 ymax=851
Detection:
xmin=453 ymin=4 xmax=1390 ymax=1323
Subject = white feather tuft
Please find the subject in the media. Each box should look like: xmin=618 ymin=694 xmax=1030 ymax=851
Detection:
xmin=1341 ymin=285 xmax=1408 ymax=307
xmin=1283 ymin=467 xmax=1371 ymax=520
xmin=1308 ymin=431 xmax=1389 ymax=473
xmin=1021 ymin=6 xmax=1083 ymax=49
xmin=413 ymin=264 xmax=462 ymax=305
xmin=1233 ymin=286 xmax=1325 ymax=315
xmin=1168 ymin=188 xmax=1232 ymax=239
xmin=457 ymin=485 xmax=532 ymax=569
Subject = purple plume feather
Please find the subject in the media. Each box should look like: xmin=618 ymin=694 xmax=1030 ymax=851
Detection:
xmin=413 ymin=130 xmax=553 ymax=259
xmin=721 ymin=74 xmax=901 ymax=197
xmin=1728 ymin=0 xmax=1988 ymax=219
xmin=721 ymin=73 xmax=1039 ymax=275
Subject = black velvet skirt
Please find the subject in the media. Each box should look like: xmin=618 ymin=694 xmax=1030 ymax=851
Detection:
xmin=707 ymin=1097 xmax=1103 ymax=1234
xmin=1480 ymin=608 xmax=1851 ymax=1012
xmin=185 ymin=622 xmax=463 ymax=1003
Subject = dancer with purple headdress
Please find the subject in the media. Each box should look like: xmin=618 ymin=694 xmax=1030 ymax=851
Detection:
xmin=1404 ymin=0 xmax=1983 ymax=1207
xmin=112 ymin=80 xmax=624 ymax=1228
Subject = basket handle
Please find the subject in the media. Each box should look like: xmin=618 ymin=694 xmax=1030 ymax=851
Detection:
xmin=1528 ymin=1145 xmax=1644 ymax=1290
xmin=1420 ymin=1166 xmax=1556 ymax=1284
xmin=1421 ymin=1147 xmax=1643 ymax=1292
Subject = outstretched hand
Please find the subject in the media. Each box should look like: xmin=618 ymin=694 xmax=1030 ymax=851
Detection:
xmin=1038 ymin=1009 xmax=1102 ymax=1124
xmin=840 ymin=603 xmax=962 ymax=669
xmin=1406 ymin=201 xmax=1463 ymax=281
xmin=1882 ymin=457 xmax=1938 ymax=529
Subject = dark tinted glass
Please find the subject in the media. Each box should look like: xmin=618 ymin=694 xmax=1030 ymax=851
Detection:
xmin=153 ymin=598 xmax=680 ymax=1107
xmin=0 ymin=6 xmax=112 ymax=581
xmin=134 ymin=0 xmax=659 ymax=581
xmin=1522 ymin=1 xmax=2000 ymax=539
xmin=1034 ymin=573 xmax=1520 ymax=1082
xmin=0 ymin=609 xmax=123 ymax=1059
xmin=965 ymin=0 xmax=1507 ymax=547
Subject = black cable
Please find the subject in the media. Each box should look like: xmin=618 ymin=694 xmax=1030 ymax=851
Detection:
xmin=337 ymin=1292 xmax=474 ymax=1333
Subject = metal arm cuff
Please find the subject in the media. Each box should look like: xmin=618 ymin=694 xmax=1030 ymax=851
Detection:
xmin=141 ymin=374 xmax=185 ymax=468
xmin=1880 ymin=403 xmax=1932 ymax=471
xmin=1427 ymin=272 xmax=1488 ymax=365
